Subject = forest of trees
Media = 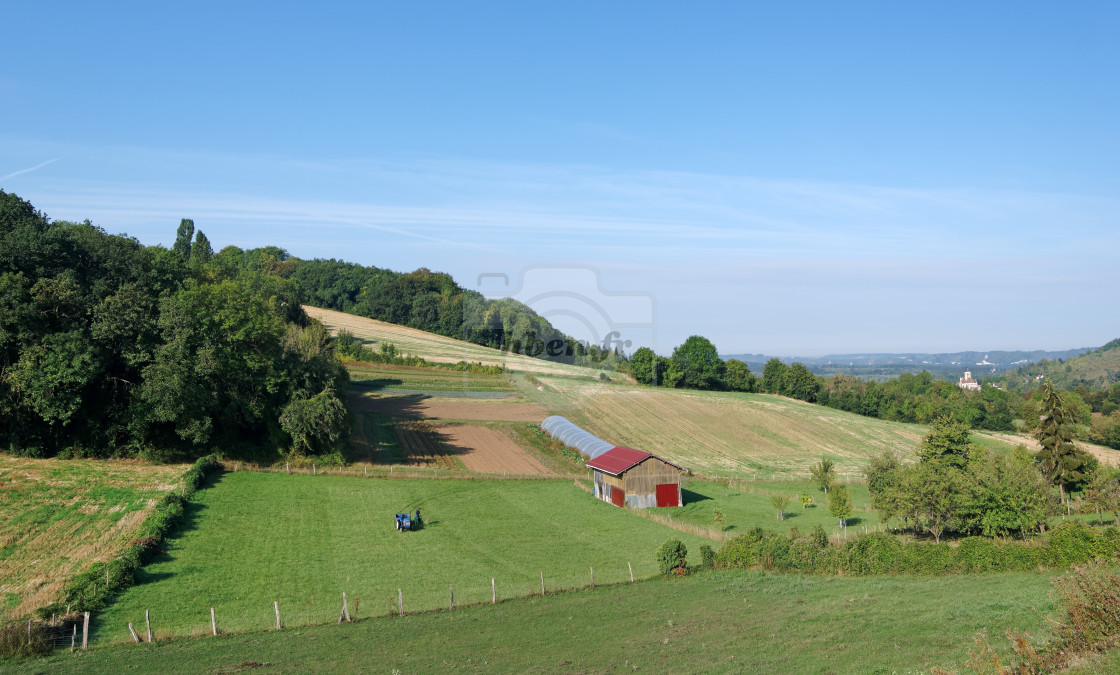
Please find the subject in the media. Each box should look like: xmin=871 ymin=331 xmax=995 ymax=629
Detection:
xmin=0 ymin=191 xmax=348 ymax=461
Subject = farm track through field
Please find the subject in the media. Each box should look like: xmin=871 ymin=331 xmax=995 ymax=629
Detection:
xmin=437 ymin=425 xmax=553 ymax=475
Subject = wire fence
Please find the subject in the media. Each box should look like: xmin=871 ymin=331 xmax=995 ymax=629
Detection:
xmin=87 ymin=561 xmax=649 ymax=647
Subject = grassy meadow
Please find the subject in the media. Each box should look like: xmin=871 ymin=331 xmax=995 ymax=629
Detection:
xmin=0 ymin=457 xmax=185 ymax=622
xmin=91 ymin=471 xmax=712 ymax=643
xmin=16 ymin=569 xmax=1058 ymax=674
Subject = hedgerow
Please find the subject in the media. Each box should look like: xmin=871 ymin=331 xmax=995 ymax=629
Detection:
xmin=713 ymin=520 xmax=1119 ymax=576
xmin=35 ymin=455 xmax=220 ymax=620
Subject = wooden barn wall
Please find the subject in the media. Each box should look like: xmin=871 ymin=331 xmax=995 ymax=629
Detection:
xmin=622 ymin=458 xmax=680 ymax=495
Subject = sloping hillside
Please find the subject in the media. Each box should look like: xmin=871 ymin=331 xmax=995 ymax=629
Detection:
xmin=534 ymin=376 xmax=928 ymax=479
xmin=999 ymin=338 xmax=1120 ymax=391
xmin=304 ymin=306 xmax=605 ymax=377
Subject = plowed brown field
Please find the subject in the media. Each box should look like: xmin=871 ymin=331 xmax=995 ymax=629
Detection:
xmin=438 ymin=425 xmax=552 ymax=475
xmin=394 ymin=421 xmax=461 ymax=469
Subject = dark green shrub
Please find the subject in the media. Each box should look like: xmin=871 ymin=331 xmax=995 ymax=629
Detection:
xmin=1043 ymin=521 xmax=1101 ymax=568
xmin=841 ymin=532 xmax=902 ymax=575
xmin=956 ymin=536 xmax=1001 ymax=573
xmin=656 ymin=538 xmax=689 ymax=575
xmin=700 ymin=544 xmax=715 ymax=569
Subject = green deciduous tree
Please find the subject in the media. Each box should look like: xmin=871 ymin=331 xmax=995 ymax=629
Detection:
xmin=722 ymin=358 xmax=755 ymax=392
xmin=784 ymin=362 xmax=820 ymax=402
xmin=770 ymin=494 xmax=791 ymax=521
xmin=810 ymin=457 xmax=836 ymax=493
xmin=827 ymin=485 xmax=852 ymax=528
xmin=173 ymin=218 xmax=194 ymax=259
xmin=280 ymin=387 xmax=348 ymax=455
xmin=918 ymin=415 xmax=973 ymax=468
xmin=628 ymin=347 xmax=658 ymax=386
xmin=761 ymin=358 xmax=787 ymax=394
xmin=190 ymin=230 xmax=213 ymax=266
xmin=669 ymin=335 xmax=724 ymax=390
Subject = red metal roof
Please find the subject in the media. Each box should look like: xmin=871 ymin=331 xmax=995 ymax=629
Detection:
xmin=586 ymin=446 xmax=652 ymax=476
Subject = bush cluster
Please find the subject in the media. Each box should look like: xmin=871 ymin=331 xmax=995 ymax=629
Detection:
xmin=0 ymin=621 xmax=52 ymax=660
xmin=35 ymin=455 xmax=220 ymax=620
xmin=713 ymin=521 xmax=1120 ymax=576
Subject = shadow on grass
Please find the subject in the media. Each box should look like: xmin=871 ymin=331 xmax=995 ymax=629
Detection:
xmin=681 ymin=489 xmax=712 ymax=505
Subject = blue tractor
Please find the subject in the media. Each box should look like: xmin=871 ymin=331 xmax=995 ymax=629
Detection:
xmin=394 ymin=509 xmax=423 ymax=531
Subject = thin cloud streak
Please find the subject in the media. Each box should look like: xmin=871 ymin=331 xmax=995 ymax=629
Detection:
xmin=1 ymin=158 xmax=60 ymax=182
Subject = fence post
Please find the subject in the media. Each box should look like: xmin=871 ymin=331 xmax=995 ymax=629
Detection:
xmin=286 ymin=461 xmax=290 ymax=475
xmin=450 ymin=584 xmax=454 ymax=610
xmin=492 ymin=577 xmax=496 ymax=604
xmin=398 ymin=589 xmax=403 ymax=617
xmin=540 ymin=571 xmax=545 ymax=595
xmin=275 ymin=601 xmax=282 ymax=630
xmin=339 ymin=592 xmax=351 ymax=623
xmin=128 ymin=622 xmax=140 ymax=643
xmin=71 ymin=624 xmax=76 ymax=651
xmin=82 ymin=612 xmax=89 ymax=650
xmin=590 ymin=565 xmax=594 ymax=587
xmin=629 ymin=562 xmax=634 ymax=582
xmin=210 ymin=607 xmax=217 ymax=636
xmin=146 ymin=609 xmax=152 ymax=643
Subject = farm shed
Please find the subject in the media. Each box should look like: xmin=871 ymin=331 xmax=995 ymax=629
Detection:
xmin=587 ymin=446 xmax=683 ymax=509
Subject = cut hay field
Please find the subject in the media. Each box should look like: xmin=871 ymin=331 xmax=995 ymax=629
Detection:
xmin=305 ymin=305 xmax=601 ymax=377
xmin=346 ymin=362 xmax=516 ymax=395
xmin=0 ymin=457 xmax=185 ymax=621
xmin=534 ymin=376 xmax=929 ymax=479
xmin=17 ymin=569 xmax=1057 ymax=674
xmin=91 ymin=471 xmax=712 ymax=643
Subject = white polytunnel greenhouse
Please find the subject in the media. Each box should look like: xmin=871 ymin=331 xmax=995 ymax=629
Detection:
xmin=540 ymin=416 xmax=615 ymax=459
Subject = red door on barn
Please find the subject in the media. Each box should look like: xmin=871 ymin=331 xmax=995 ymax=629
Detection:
xmin=655 ymin=484 xmax=680 ymax=507
xmin=610 ymin=486 xmax=626 ymax=507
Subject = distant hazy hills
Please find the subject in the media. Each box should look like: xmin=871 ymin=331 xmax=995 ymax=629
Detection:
xmin=721 ymin=348 xmax=1094 ymax=383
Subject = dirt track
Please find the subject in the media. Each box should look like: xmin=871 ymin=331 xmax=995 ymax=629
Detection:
xmin=353 ymin=394 xmax=547 ymax=423
xmin=439 ymin=425 xmax=552 ymax=475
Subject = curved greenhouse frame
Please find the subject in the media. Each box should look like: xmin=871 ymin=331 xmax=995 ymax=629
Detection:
xmin=540 ymin=416 xmax=616 ymax=459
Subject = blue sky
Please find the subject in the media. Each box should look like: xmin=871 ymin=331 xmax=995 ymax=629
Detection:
xmin=3 ymin=2 xmax=1118 ymax=356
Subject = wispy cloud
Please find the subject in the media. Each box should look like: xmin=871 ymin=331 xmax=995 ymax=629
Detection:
xmin=1 ymin=158 xmax=60 ymax=182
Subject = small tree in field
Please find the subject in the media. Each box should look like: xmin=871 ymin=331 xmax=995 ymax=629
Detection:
xmin=770 ymin=495 xmax=791 ymax=521
xmin=828 ymin=485 xmax=852 ymax=528
xmin=811 ymin=458 xmax=836 ymax=493
xmin=713 ymin=507 xmax=724 ymax=526
xmin=799 ymin=494 xmax=813 ymax=509
xmin=656 ymin=538 xmax=688 ymax=575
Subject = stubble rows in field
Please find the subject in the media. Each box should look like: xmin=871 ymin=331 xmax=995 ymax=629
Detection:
xmin=438 ymin=424 xmax=553 ymax=475
xmin=0 ymin=457 xmax=185 ymax=620
xmin=538 ymin=378 xmax=927 ymax=478
xmin=305 ymin=306 xmax=598 ymax=377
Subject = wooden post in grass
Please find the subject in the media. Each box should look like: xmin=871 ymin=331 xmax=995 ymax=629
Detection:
xmin=313 ymin=463 xmax=316 ymax=475
xmin=629 ymin=562 xmax=634 ymax=582
xmin=82 ymin=612 xmax=89 ymax=650
xmin=449 ymin=584 xmax=454 ymax=610
xmin=398 ymin=589 xmax=403 ymax=617
xmin=210 ymin=607 xmax=217 ymax=636
xmin=492 ymin=578 xmax=496 ymax=604
xmin=71 ymin=624 xmax=76 ymax=651
xmin=286 ymin=461 xmax=290 ymax=475
xmin=540 ymin=572 xmax=545 ymax=595
xmin=339 ymin=593 xmax=351 ymax=623
xmin=145 ymin=610 xmax=151 ymax=643
xmin=128 ymin=622 xmax=140 ymax=643
xmin=274 ymin=601 xmax=281 ymax=630
xmin=590 ymin=565 xmax=594 ymax=587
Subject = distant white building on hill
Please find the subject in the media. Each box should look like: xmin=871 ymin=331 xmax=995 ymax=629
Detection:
xmin=958 ymin=370 xmax=981 ymax=391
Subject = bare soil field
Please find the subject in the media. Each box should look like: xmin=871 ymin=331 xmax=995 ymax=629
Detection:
xmin=305 ymin=306 xmax=598 ymax=377
xmin=0 ymin=456 xmax=185 ymax=620
xmin=977 ymin=431 xmax=1120 ymax=467
xmin=352 ymin=392 xmax=547 ymax=423
xmin=535 ymin=377 xmax=927 ymax=479
xmin=438 ymin=425 xmax=553 ymax=475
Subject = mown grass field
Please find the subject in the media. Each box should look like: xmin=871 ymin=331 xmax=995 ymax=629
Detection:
xmin=664 ymin=479 xmax=879 ymax=538
xmin=346 ymin=362 xmax=517 ymax=395
xmin=533 ymin=376 xmax=931 ymax=479
xmin=91 ymin=471 xmax=712 ymax=643
xmin=15 ymin=569 xmax=1058 ymax=674
xmin=305 ymin=305 xmax=601 ymax=377
xmin=0 ymin=457 xmax=185 ymax=621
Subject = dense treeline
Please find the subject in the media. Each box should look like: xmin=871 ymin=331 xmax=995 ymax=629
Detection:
xmin=277 ymin=258 xmax=625 ymax=370
xmin=0 ymin=191 xmax=348 ymax=460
